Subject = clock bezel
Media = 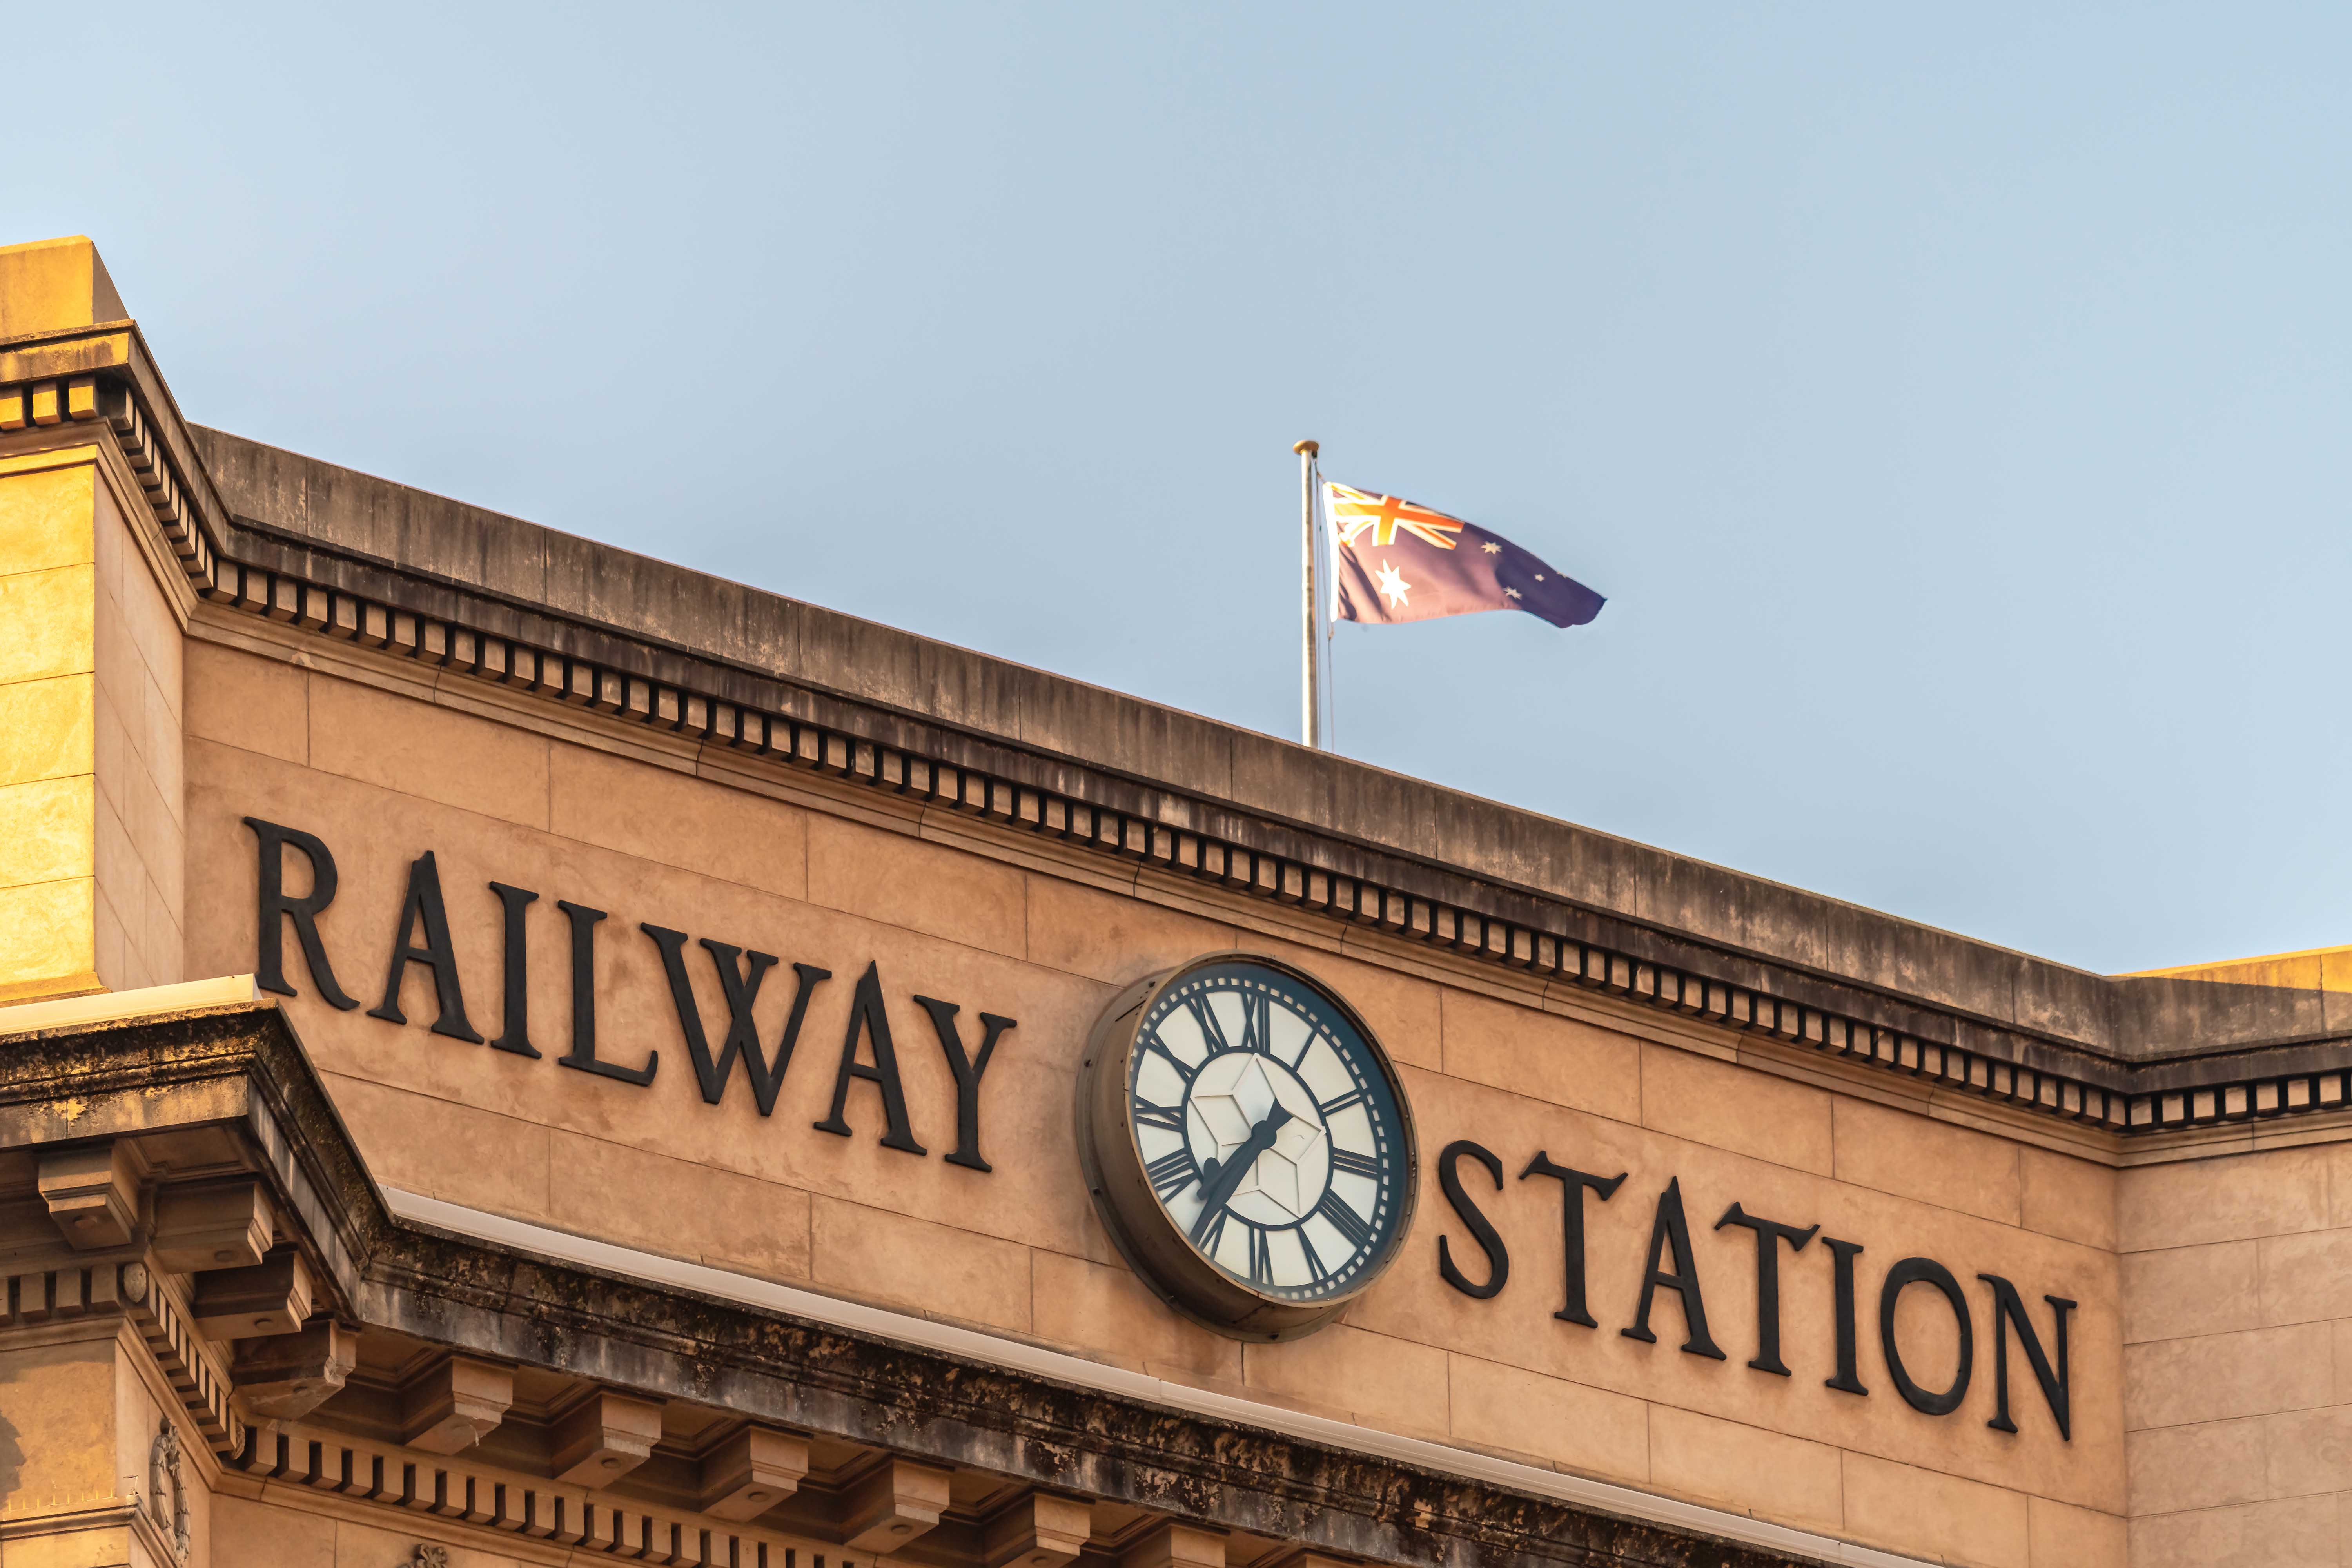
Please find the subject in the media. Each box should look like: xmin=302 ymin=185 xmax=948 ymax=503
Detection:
xmin=1075 ymin=951 xmax=1421 ymax=1341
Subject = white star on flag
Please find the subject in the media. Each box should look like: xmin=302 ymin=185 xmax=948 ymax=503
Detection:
xmin=1323 ymin=473 xmax=1607 ymax=630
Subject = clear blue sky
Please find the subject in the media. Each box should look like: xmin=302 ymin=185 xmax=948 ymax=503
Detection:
xmin=16 ymin=5 xmax=2348 ymax=975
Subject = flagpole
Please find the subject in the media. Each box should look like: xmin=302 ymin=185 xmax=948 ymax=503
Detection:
xmin=1294 ymin=438 xmax=1321 ymax=748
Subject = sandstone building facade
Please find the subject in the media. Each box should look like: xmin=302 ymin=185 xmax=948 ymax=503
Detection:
xmin=0 ymin=234 xmax=2345 ymax=1568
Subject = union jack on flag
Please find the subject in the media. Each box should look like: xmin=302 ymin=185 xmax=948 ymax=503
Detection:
xmin=1325 ymin=483 xmax=1465 ymax=550
xmin=1324 ymin=477 xmax=1606 ymax=630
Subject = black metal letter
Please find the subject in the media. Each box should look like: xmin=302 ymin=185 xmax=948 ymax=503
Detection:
xmin=1823 ymin=1236 xmax=1869 ymax=1395
xmin=1979 ymin=1273 xmax=2074 ymax=1440
xmin=642 ymin=925 xmax=764 ymax=1105
xmin=1437 ymin=1140 xmax=1508 ymax=1299
xmin=555 ymin=901 xmax=655 ymax=1086
xmin=367 ymin=851 xmax=483 ymax=1042
xmin=1622 ymin=1177 xmax=1726 ymax=1359
xmin=1520 ymin=1153 xmax=1624 ymax=1327
xmin=1880 ymin=1257 xmax=1974 ymax=1416
xmin=915 ymin=996 xmax=1014 ymax=1172
xmin=640 ymin=924 xmax=826 ymax=1116
xmin=813 ymin=961 xmax=926 ymax=1154
xmin=242 ymin=817 xmax=358 ymax=1009
xmin=1715 ymin=1201 xmax=1819 ymax=1376
xmin=487 ymin=882 xmax=541 ymax=1057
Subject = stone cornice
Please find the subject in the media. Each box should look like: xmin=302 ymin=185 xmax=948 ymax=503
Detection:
xmin=1 ymin=344 xmax=2345 ymax=1140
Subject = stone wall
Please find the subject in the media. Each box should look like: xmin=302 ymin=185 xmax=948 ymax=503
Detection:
xmin=182 ymin=623 xmax=2127 ymax=1568
xmin=0 ymin=442 xmax=184 ymax=1002
xmin=2121 ymin=1143 xmax=2352 ymax=1565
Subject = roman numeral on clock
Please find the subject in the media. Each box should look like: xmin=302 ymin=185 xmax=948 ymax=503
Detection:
xmin=1145 ymin=1148 xmax=1195 ymax=1199
xmin=1315 ymin=1190 xmax=1373 ymax=1250
xmin=1142 ymin=1035 xmax=1197 ymax=1084
xmin=1182 ymin=995 xmax=1230 ymax=1055
xmin=1329 ymin=1148 xmax=1380 ymax=1180
xmin=1248 ymin=1225 xmax=1273 ymax=1286
xmin=1134 ymin=1100 xmax=1186 ymax=1134
xmin=1238 ymin=990 xmax=1271 ymax=1054
xmin=1317 ymin=1088 xmax=1367 ymax=1118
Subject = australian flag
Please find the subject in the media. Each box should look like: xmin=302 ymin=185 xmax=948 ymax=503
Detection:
xmin=1327 ymin=482 xmax=1605 ymax=630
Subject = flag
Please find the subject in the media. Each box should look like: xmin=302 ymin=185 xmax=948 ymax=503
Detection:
xmin=1326 ymin=483 xmax=1605 ymax=630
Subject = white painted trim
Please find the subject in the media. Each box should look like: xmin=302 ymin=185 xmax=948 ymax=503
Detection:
xmin=0 ymin=974 xmax=260 ymax=1036
xmin=383 ymin=1189 xmax=1931 ymax=1568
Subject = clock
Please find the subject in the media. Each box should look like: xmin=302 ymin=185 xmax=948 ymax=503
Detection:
xmin=1076 ymin=954 xmax=1419 ymax=1339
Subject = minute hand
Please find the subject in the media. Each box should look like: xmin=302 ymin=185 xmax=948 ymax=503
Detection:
xmin=1190 ymin=1103 xmax=1292 ymax=1243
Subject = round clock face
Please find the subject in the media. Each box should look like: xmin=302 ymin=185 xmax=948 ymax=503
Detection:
xmin=1077 ymin=954 xmax=1417 ymax=1339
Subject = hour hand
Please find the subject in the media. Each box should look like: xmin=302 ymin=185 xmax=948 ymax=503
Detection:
xmin=1190 ymin=1103 xmax=1294 ymax=1241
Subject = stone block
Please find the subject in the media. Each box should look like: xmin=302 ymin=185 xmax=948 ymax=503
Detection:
xmin=2258 ymin=1405 xmax=2352 ymax=1499
xmin=401 ymin=1354 xmax=514 ymax=1454
xmin=1439 ymin=986 xmax=1640 ymax=1125
xmin=0 ymin=775 xmax=96 ymax=889
xmin=697 ymin=1424 xmax=809 ymax=1521
xmin=2026 ymin=1495 xmax=2125 ymax=1568
xmin=807 ymin=814 xmax=1026 ymax=959
xmin=152 ymin=1178 xmax=272 ymax=1273
xmin=231 ymin=1320 xmax=356 ymax=1421
xmin=2116 ymin=1145 xmax=2327 ymax=1254
xmin=1120 ymin=1521 xmax=1225 ymax=1568
xmin=549 ymin=1387 xmax=665 ymax=1485
xmin=0 ymin=675 xmax=94 ymax=789
xmin=323 ymin=1074 xmax=553 ymax=1223
xmin=1025 ymin=875 xmax=1232 ymax=987
xmin=211 ymin=1492 xmax=334 ymax=1568
xmin=0 ymin=236 xmax=127 ymax=337
xmin=0 ymin=876 xmax=98 ymax=1003
xmin=841 ymin=1455 xmax=953 ymax=1552
xmin=1840 ymin=1451 xmax=2029 ymax=1568
xmin=1029 ymin=1248 xmax=1240 ymax=1381
xmin=1639 ymin=1042 xmax=1831 ymax=1174
xmin=185 ymin=642 xmax=309 ymax=766
xmin=2125 ymin=1418 xmax=2266 ymax=1514
xmin=2120 ymin=1240 xmax=2259 ymax=1343
xmin=190 ymin=1246 xmax=312 ymax=1338
xmin=1833 ymin=1097 xmax=2020 ymax=1226
xmin=2257 ymin=1227 xmax=2352 ymax=1327
xmin=0 ymin=564 xmax=97 ymax=686
xmin=1446 ymin=1353 xmax=1649 ymax=1486
xmin=1243 ymin=1324 xmax=1449 ymax=1440
xmin=811 ymin=1197 xmax=1032 ymax=1334
xmin=2123 ymin=1322 xmax=2334 ymax=1430
xmin=546 ymin=1130 xmax=811 ymax=1284
xmin=551 ymin=740 xmax=806 ymax=902
xmin=982 ymin=1491 xmax=1093 ymax=1568
xmin=0 ymin=457 xmax=96 ymax=575
xmin=2127 ymin=1494 xmax=2337 ymax=1568
xmin=308 ymin=673 xmax=551 ymax=829
xmin=1644 ymin=1405 xmax=1842 ymax=1537
xmin=35 ymin=1142 xmax=135 ymax=1249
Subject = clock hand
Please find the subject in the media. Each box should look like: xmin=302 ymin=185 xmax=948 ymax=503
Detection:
xmin=1189 ymin=1102 xmax=1292 ymax=1243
